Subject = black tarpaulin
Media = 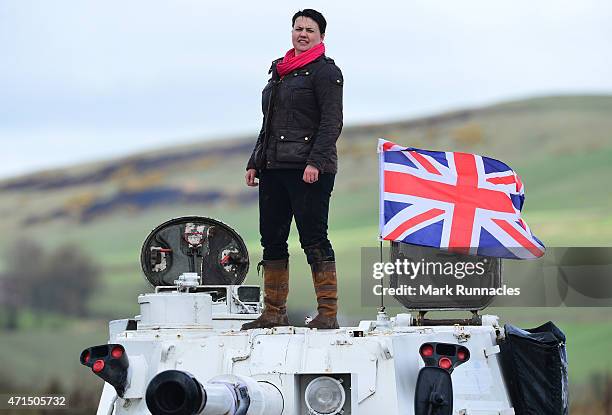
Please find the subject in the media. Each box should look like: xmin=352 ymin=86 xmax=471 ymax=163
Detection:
xmin=499 ymin=321 xmax=569 ymax=415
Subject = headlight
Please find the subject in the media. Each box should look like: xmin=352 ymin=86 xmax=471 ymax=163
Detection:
xmin=304 ymin=376 xmax=345 ymax=415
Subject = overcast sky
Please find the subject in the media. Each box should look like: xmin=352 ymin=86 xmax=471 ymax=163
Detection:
xmin=1 ymin=0 xmax=611 ymax=179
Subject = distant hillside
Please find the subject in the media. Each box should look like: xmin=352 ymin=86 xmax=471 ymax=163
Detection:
xmin=1 ymin=94 xmax=611 ymax=317
xmin=2 ymin=94 xmax=610 ymax=223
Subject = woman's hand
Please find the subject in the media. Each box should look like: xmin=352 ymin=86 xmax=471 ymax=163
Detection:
xmin=303 ymin=165 xmax=319 ymax=183
xmin=245 ymin=169 xmax=258 ymax=186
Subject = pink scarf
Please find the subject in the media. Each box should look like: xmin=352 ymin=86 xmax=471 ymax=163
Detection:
xmin=276 ymin=43 xmax=325 ymax=78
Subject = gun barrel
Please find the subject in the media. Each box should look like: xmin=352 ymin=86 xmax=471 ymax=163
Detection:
xmin=145 ymin=370 xmax=283 ymax=415
xmin=200 ymin=383 xmax=235 ymax=415
xmin=145 ymin=370 xmax=206 ymax=415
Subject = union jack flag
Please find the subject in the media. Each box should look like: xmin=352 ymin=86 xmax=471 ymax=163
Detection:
xmin=378 ymin=139 xmax=545 ymax=259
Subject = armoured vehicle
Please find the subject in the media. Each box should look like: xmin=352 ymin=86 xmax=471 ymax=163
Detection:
xmin=81 ymin=216 xmax=568 ymax=415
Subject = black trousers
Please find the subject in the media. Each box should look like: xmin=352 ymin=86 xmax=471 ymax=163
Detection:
xmin=259 ymin=169 xmax=335 ymax=264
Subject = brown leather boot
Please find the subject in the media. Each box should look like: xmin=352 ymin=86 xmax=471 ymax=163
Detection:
xmin=241 ymin=259 xmax=290 ymax=330
xmin=306 ymin=261 xmax=339 ymax=329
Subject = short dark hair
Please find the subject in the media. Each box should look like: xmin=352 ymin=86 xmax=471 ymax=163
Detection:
xmin=292 ymin=9 xmax=327 ymax=34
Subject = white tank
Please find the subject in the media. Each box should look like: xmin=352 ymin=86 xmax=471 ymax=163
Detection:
xmin=79 ymin=216 xmax=566 ymax=415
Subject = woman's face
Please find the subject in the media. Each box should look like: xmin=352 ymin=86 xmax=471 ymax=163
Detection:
xmin=291 ymin=16 xmax=325 ymax=55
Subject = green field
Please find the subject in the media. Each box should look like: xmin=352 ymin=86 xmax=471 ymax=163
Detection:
xmin=1 ymin=95 xmax=611 ymax=403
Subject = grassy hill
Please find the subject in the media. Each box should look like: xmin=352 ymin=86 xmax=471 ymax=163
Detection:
xmin=1 ymin=94 xmax=611 ymax=395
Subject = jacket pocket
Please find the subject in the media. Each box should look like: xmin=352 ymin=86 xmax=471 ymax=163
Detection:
xmin=291 ymin=88 xmax=318 ymax=129
xmin=291 ymin=87 xmax=315 ymax=107
xmin=275 ymin=133 xmax=314 ymax=163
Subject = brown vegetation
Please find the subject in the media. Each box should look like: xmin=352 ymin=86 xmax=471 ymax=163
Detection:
xmin=452 ymin=122 xmax=484 ymax=146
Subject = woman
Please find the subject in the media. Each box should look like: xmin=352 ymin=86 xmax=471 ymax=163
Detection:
xmin=242 ymin=9 xmax=343 ymax=330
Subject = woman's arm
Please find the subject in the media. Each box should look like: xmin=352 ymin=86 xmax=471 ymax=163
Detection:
xmin=246 ymin=122 xmax=265 ymax=171
xmin=307 ymin=63 xmax=343 ymax=172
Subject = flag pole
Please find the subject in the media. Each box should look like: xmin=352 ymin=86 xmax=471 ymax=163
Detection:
xmin=379 ymin=240 xmax=385 ymax=312
xmin=377 ymin=139 xmax=386 ymax=313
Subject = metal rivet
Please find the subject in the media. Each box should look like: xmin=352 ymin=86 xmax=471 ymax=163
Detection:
xmin=305 ymin=71 xmax=309 ymax=75
xmin=280 ymin=135 xmax=285 ymax=139
xmin=294 ymin=73 xmax=298 ymax=76
xmin=305 ymin=137 xmax=309 ymax=141
xmin=337 ymin=79 xmax=341 ymax=83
